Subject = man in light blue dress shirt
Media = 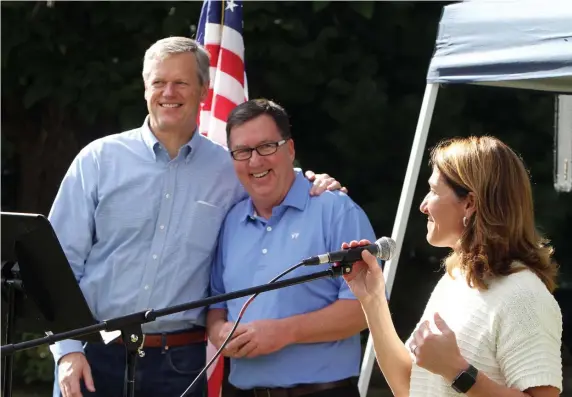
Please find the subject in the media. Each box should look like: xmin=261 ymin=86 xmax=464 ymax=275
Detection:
xmin=207 ymin=99 xmax=376 ymax=397
xmin=49 ymin=37 xmax=341 ymax=397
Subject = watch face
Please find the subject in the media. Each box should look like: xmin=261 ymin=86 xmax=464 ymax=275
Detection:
xmin=452 ymin=366 xmax=478 ymax=393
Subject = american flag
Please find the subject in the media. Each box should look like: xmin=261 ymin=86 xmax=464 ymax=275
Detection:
xmin=196 ymin=1 xmax=248 ymax=396
xmin=197 ymin=0 xmax=248 ymax=147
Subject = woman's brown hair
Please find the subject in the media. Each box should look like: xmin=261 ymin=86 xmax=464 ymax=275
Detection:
xmin=429 ymin=136 xmax=558 ymax=292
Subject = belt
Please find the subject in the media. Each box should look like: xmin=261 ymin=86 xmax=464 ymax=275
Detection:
xmin=114 ymin=329 xmax=206 ymax=349
xmin=247 ymin=378 xmax=354 ymax=397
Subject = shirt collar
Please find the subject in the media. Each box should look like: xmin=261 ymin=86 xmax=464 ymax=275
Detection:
xmin=243 ymin=170 xmax=309 ymax=222
xmin=140 ymin=116 xmax=201 ymax=162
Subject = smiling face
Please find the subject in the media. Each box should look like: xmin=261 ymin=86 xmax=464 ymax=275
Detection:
xmin=144 ymin=52 xmax=207 ymax=134
xmin=228 ymin=114 xmax=295 ymax=214
xmin=419 ymin=167 xmax=472 ymax=249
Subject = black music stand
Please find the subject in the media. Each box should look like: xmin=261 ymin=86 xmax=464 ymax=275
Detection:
xmin=1 ymin=212 xmax=101 ymax=397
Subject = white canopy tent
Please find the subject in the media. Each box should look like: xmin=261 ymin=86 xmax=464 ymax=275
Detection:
xmin=359 ymin=1 xmax=572 ymax=395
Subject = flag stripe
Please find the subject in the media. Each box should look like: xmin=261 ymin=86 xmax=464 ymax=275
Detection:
xmin=207 ymin=45 xmax=245 ymax=85
xmin=205 ymin=23 xmax=244 ymax=58
xmin=198 ymin=110 xmax=212 ymax=135
xmin=213 ymin=70 xmax=247 ymax=105
xmin=212 ymin=94 xmax=240 ymax=124
xmin=207 ymin=112 xmax=232 ymax=144
xmin=208 ymin=66 xmax=218 ymax=89
xmin=202 ymin=79 xmax=218 ymax=111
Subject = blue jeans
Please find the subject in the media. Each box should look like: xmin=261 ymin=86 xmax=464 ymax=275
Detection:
xmin=53 ymin=341 xmax=207 ymax=397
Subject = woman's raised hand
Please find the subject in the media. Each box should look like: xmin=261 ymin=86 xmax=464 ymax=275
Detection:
xmin=341 ymin=239 xmax=387 ymax=305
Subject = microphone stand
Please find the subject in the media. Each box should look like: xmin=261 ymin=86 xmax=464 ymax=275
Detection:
xmin=1 ymin=263 xmax=352 ymax=397
xmin=1 ymin=268 xmax=20 ymax=397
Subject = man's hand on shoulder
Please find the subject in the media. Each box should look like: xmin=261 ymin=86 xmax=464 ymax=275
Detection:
xmin=58 ymin=352 xmax=95 ymax=397
xmin=305 ymin=170 xmax=348 ymax=196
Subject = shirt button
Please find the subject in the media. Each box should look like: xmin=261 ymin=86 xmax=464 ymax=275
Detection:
xmin=262 ymin=249 xmax=268 ymax=254
xmin=152 ymin=254 xmax=158 ymax=260
xmin=266 ymin=226 xmax=272 ymax=232
xmin=159 ymin=225 xmax=165 ymax=230
xmin=144 ymin=285 xmax=149 ymax=290
xmin=165 ymin=193 xmax=170 ymax=199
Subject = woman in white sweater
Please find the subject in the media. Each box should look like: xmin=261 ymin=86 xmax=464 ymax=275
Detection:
xmin=343 ymin=136 xmax=563 ymax=397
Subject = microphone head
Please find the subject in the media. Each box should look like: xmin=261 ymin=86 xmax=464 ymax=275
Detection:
xmin=374 ymin=237 xmax=396 ymax=260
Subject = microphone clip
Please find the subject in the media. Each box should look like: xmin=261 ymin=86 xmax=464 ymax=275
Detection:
xmin=329 ymin=261 xmax=353 ymax=277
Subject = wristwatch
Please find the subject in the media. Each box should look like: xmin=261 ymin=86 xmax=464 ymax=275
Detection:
xmin=451 ymin=364 xmax=478 ymax=393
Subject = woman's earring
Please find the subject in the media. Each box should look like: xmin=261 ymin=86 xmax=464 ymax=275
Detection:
xmin=463 ymin=216 xmax=468 ymax=227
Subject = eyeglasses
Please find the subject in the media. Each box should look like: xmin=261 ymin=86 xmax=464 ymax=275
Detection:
xmin=230 ymin=139 xmax=289 ymax=161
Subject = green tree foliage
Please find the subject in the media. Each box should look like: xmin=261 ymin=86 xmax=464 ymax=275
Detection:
xmin=2 ymin=1 xmax=570 ymax=389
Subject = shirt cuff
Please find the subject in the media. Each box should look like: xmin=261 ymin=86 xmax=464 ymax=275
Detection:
xmin=209 ymin=302 xmax=227 ymax=310
xmin=50 ymin=339 xmax=85 ymax=364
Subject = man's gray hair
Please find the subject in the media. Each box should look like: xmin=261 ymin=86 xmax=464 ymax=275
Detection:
xmin=142 ymin=36 xmax=211 ymax=87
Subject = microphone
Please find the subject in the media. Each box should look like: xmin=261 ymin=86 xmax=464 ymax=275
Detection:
xmin=301 ymin=237 xmax=396 ymax=266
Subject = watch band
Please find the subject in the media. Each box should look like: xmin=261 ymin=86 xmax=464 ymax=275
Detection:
xmin=451 ymin=364 xmax=478 ymax=393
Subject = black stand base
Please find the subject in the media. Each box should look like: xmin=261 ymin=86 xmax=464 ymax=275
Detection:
xmin=121 ymin=325 xmax=145 ymax=397
xmin=2 ymin=278 xmax=17 ymax=397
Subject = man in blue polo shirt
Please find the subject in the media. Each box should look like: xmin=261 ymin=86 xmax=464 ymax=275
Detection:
xmin=207 ymin=99 xmax=375 ymax=397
